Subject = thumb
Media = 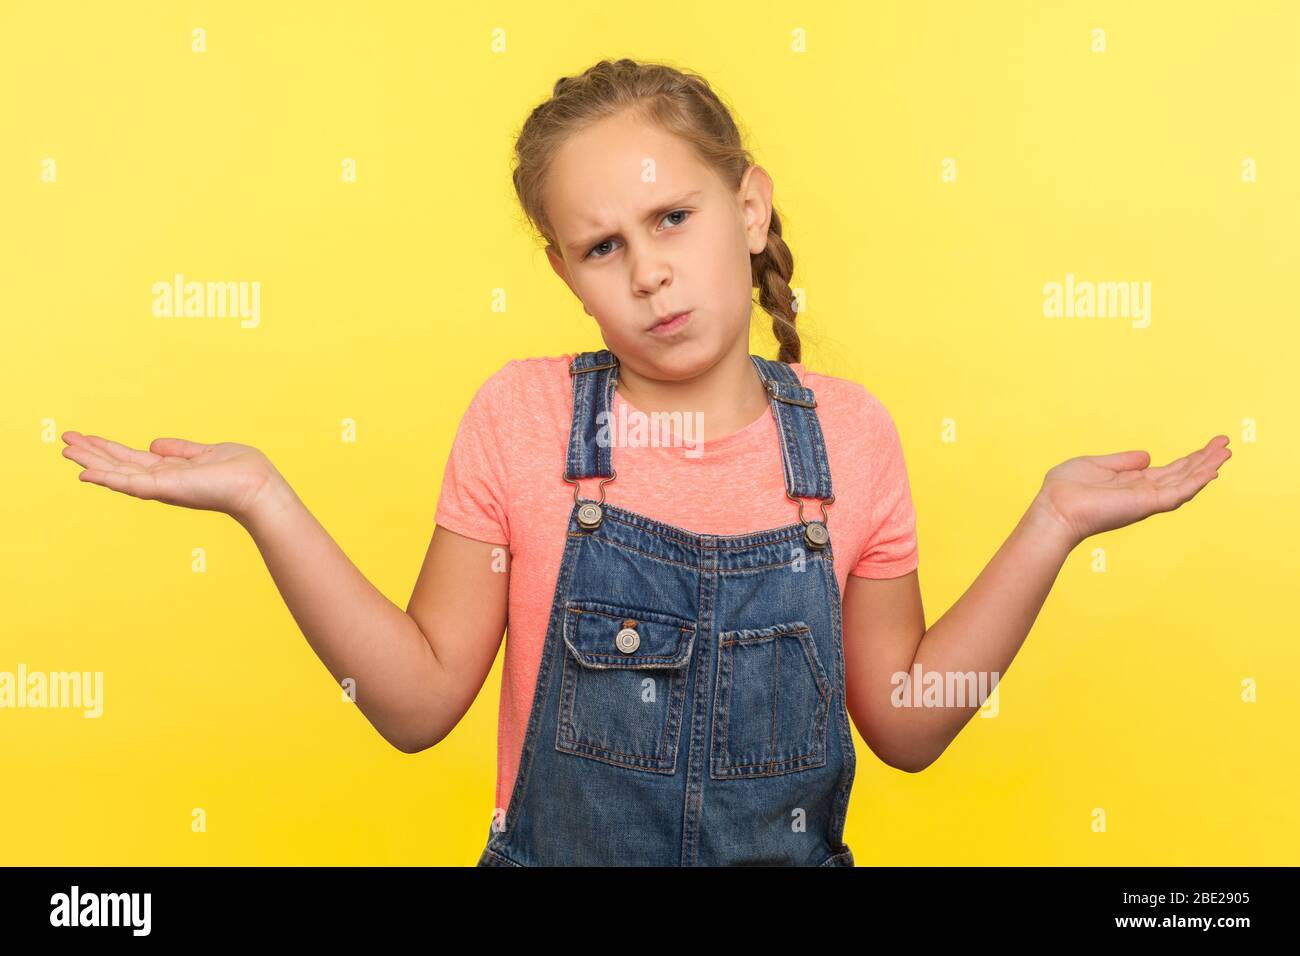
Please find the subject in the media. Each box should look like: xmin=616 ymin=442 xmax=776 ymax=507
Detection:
xmin=149 ymin=437 xmax=212 ymax=459
xmin=1087 ymin=449 xmax=1150 ymax=471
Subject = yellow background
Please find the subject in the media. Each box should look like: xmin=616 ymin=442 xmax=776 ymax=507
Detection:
xmin=2 ymin=1 xmax=1296 ymax=865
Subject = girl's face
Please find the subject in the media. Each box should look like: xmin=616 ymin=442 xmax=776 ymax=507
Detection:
xmin=543 ymin=109 xmax=775 ymax=382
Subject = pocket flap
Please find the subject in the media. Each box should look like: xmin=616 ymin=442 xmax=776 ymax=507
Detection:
xmin=562 ymin=601 xmax=695 ymax=670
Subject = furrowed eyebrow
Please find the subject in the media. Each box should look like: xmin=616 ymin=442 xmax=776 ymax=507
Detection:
xmin=565 ymin=189 xmax=703 ymax=254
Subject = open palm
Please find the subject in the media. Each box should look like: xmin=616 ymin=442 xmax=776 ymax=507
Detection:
xmin=61 ymin=431 xmax=275 ymax=521
xmin=1034 ymin=435 xmax=1232 ymax=546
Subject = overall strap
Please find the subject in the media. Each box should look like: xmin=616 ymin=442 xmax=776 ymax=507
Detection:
xmin=749 ymin=355 xmax=834 ymax=501
xmin=565 ymin=349 xmax=620 ymax=480
xmin=565 ymin=349 xmax=833 ymax=502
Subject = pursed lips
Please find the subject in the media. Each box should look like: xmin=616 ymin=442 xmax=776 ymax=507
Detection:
xmin=648 ymin=310 xmax=691 ymax=333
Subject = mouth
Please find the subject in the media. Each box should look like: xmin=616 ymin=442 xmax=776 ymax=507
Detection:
xmin=648 ymin=310 xmax=692 ymax=335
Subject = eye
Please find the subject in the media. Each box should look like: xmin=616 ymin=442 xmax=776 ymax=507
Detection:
xmin=586 ymin=238 xmax=616 ymax=260
xmin=584 ymin=209 xmax=693 ymax=260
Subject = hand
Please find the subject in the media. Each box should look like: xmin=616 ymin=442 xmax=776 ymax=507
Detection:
xmin=61 ymin=432 xmax=283 ymax=525
xmin=1030 ymin=435 xmax=1232 ymax=548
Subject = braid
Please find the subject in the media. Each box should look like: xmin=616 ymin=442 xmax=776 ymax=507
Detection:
xmin=752 ymin=207 xmax=801 ymax=365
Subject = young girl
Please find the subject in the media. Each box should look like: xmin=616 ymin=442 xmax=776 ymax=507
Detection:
xmin=61 ymin=58 xmax=1231 ymax=867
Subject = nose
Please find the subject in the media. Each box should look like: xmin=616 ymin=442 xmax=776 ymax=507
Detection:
xmin=628 ymin=244 xmax=673 ymax=297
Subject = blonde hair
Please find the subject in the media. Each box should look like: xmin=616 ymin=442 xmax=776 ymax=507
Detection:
xmin=511 ymin=57 xmax=802 ymax=365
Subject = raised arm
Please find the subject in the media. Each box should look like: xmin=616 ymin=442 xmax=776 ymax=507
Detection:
xmin=61 ymin=431 xmax=508 ymax=754
xmin=844 ymin=436 xmax=1231 ymax=772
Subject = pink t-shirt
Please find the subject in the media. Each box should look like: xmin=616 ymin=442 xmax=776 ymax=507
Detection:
xmin=434 ymin=353 xmax=919 ymax=816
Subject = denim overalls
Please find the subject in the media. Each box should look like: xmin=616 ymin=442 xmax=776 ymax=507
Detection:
xmin=476 ymin=348 xmax=856 ymax=866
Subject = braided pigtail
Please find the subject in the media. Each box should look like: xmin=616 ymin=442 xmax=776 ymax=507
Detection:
xmin=751 ymin=207 xmax=800 ymax=365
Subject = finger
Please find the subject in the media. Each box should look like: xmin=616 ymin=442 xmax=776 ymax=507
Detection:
xmin=1195 ymin=445 xmax=1232 ymax=478
xmin=1088 ymin=449 xmax=1150 ymax=472
xmin=78 ymin=467 xmax=160 ymax=500
xmin=1144 ymin=436 xmax=1229 ymax=482
xmin=1180 ymin=463 xmax=1220 ymax=500
xmin=80 ymin=434 xmax=159 ymax=469
xmin=1144 ymin=450 xmax=1197 ymax=483
xmin=1181 ymin=436 xmax=1230 ymax=475
xmin=1181 ymin=438 xmax=1232 ymax=477
xmin=1151 ymin=473 xmax=1198 ymax=513
xmin=62 ymin=431 xmax=115 ymax=454
xmin=1155 ymin=458 xmax=1223 ymax=512
xmin=63 ymin=442 xmax=134 ymax=474
xmin=149 ymin=437 xmax=211 ymax=460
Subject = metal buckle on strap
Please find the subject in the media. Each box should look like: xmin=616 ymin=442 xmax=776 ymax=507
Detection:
xmin=764 ymin=378 xmax=818 ymax=408
xmin=787 ymin=489 xmax=834 ymax=550
xmin=570 ymin=360 xmax=618 ymax=375
xmin=563 ymin=468 xmax=617 ymax=529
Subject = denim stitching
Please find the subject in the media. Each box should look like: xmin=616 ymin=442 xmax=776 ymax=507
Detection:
xmin=820 ymin=554 xmax=856 ymax=849
xmin=709 ymin=621 xmax=831 ymax=778
xmin=556 ymin=602 xmax=692 ymax=772
xmin=488 ymin=517 xmax=586 ymax=856
xmin=567 ymin=533 xmax=828 ymax=575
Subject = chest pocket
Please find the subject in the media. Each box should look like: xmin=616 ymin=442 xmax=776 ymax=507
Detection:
xmin=556 ymin=601 xmax=696 ymax=773
xmin=710 ymin=620 xmax=832 ymax=779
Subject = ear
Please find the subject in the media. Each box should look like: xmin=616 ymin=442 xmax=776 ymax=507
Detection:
xmin=737 ymin=165 xmax=775 ymax=256
xmin=546 ymin=245 xmax=577 ymax=294
xmin=546 ymin=245 xmax=592 ymax=316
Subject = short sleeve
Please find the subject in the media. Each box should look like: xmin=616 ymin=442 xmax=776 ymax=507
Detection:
xmin=850 ymin=399 xmax=919 ymax=579
xmin=433 ymin=363 xmax=514 ymax=547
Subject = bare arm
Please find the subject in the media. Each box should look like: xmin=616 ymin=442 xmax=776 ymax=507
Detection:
xmin=242 ymin=477 xmax=508 ymax=754
xmin=61 ymin=431 xmax=509 ymax=755
xmin=845 ymin=436 xmax=1231 ymax=772
xmin=844 ymin=506 xmax=1068 ymax=773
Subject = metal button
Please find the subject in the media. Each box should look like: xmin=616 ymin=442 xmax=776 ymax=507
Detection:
xmin=576 ymin=502 xmax=603 ymax=529
xmin=615 ymin=627 xmax=640 ymax=654
xmin=804 ymin=521 xmax=829 ymax=549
